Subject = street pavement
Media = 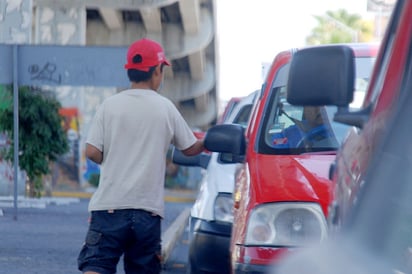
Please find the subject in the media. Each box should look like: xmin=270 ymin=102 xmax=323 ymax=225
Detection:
xmin=0 ymin=189 xmax=196 ymax=274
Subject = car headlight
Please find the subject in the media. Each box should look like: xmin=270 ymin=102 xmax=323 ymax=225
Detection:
xmin=214 ymin=193 xmax=234 ymax=223
xmin=245 ymin=202 xmax=327 ymax=246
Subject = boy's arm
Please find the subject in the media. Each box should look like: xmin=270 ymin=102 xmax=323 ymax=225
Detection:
xmin=181 ymin=139 xmax=204 ymax=156
xmin=86 ymin=143 xmax=103 ymax=164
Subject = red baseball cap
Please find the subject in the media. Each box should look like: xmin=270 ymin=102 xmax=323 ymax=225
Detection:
xmin=124 ymin=38 xmax=171 ymax=71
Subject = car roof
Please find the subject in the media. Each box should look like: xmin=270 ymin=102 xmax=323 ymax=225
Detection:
xmin=218 ymin=96 xmax=243 ymax=124
xmin=300 ymin=42 xmax=380 ymax=57
xmin=224 ymin=90 xmax=259 ymax=124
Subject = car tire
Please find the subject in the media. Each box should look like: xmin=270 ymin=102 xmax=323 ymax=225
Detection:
xmin=186 ymin=218 xmax=199 ymax=274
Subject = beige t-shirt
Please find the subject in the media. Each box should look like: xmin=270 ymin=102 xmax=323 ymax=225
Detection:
xmin=86 ymin=89 xmax=197 ymax=217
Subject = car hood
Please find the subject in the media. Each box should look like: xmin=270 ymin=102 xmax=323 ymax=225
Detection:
xmin=249 ymin=153 xmax=335 ymax=215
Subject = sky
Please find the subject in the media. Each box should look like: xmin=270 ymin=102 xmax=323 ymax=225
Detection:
xmin=216 ymin=0 xmax=375 ymax=101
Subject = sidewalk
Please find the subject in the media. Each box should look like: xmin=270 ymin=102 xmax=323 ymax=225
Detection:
xmin=0 ymin=189 xmax=197 ymax=273
xmin=0 ymin=187 xmax=197 ymax=211
xmin=50 ymin=187 xmax=198 ymax=203
xmin=0 ymin=199 xmax=192 ymax=273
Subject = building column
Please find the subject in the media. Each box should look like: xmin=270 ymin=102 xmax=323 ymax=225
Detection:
xmin=0 ymin=0 xmax=32 ymax=43
xmin=34 ymin=4 xmax=86 ymax=45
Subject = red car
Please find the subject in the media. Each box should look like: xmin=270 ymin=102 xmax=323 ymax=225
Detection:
xmin=203 ymin=43 xmax=378 ymax=273
xmin=274 ymin=0 xmax=412 ymax=272
xmin=285 ymin=0 xmax=409 ymax=235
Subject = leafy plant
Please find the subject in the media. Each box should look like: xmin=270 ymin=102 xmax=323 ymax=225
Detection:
xmin=0 ymin=86 xmax=69 ymax=197
xmin=306 ymin=9 xmax=374 ymax=45
xmin=88 ymin=173 xmax=100 ymax=187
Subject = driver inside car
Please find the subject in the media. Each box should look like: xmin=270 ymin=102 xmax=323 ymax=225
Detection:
xmin=272 ymin=106 xmax=330 ymax=148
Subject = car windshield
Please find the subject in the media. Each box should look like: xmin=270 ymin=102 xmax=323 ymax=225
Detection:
xmin=258 ymin=56 xmax=376 ymax=155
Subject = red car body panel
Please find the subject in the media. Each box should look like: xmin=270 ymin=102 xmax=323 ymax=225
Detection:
xmin=333 ymin=1 xmax=412 ymax=227
xmin=250 ymin=154 xmax=334 ymax=207
xmin=234 ymin=245 xmax=291 ymax=265
xmin=230 ymin=49 xmax=337 ymax=269
xmin=245 ymin=51 xmax=292 ymax=141
xmin=231 ymin=51 xmax=294 ymax=266
xmin=230 ymin=43 xmax=379 ymax=272
xmin=349 ymin=42 xmax=380 ymax=58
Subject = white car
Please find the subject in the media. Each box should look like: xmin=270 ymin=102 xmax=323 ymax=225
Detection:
xmin=172 ymin=90 xmax=258 ymax=273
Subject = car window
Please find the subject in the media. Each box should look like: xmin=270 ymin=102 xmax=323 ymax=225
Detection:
xmin=348 ymin=69 xmax=412 ymax=274
xmin=366 ymin=4 xmax=401 ymax=106
xmin=219 ymin=98 xmax=241 ymax=124
xmin=257 ymin=55 xmax=376 ymax=155
xmin=263 ymin=87 xmax=342 ymax=153
xmin=233 ymin=104 xmax=253 ymax=127
xmin=352 ymin=56 xmax=377 ymax=108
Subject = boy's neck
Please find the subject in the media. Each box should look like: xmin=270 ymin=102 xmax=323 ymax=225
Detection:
xmin=131 ymin=81 xmax=155 ymax=91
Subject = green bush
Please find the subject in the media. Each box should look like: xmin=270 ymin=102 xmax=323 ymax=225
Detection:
xmin=0 ymin=86 xmax=69 ymax=197
xmin=88 ymin=173 xmax=100 ymax=187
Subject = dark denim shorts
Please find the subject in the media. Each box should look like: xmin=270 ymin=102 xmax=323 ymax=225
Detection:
xmin=78 ymin=208 xmax=161 ymax=274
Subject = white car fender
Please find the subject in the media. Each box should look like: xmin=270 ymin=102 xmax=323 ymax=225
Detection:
xmin=191 ymin=152 xmax=236 ymax=221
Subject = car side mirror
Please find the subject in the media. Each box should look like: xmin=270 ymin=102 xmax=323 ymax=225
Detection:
xmin=204 ymin=124 xmax=246 ymax=156
xmin=287 ymin=45 xmax=355 ymax=107
xmin=218 ymin=152 xmax=245 ymax=164
xmin=287 ymin=45 xmax=371 ymax=128
xmin=171 ymin=147 xmax=211 ymax=169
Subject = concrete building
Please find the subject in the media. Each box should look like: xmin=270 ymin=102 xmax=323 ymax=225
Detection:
xmin=1 ymin=0 xmax=217 ymax=190
xmin=28 ymin=0 xmax=218 ymax=129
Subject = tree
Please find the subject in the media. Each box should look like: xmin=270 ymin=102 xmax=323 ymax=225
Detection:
xmin=0 ymin=86 xmax=69 ymax=197
xmin=0 ymin=85 xmax=12 ymax=111
xmin=306 ymin=9 xmax=374 ymax=45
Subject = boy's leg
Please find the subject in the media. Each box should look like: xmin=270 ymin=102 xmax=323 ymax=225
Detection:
xmin=123 ymin=210 xmax=162 ymax=274
xmin=78 ymin=210 xmax=130 ymax=274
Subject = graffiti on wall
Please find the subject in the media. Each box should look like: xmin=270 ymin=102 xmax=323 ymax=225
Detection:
xmin=29 ymin=62 xmax=62 ymax=84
